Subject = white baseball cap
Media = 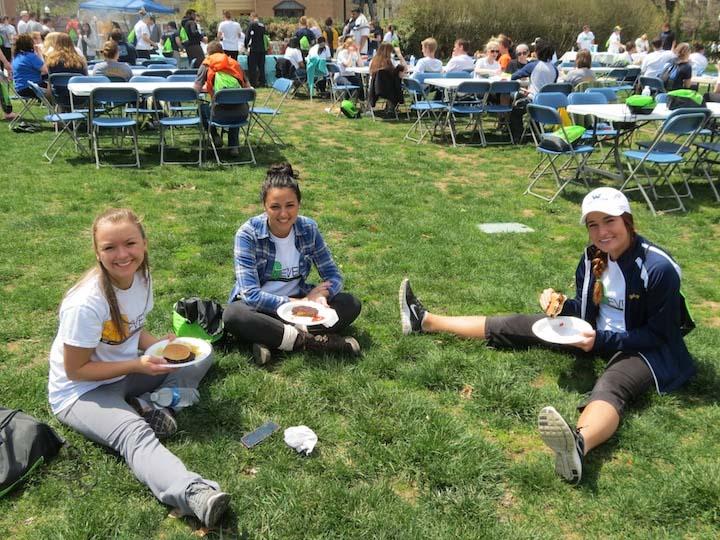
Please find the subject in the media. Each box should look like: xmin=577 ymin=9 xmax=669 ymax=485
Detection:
xmin=580 ymin=187 xmax=631 ymax=224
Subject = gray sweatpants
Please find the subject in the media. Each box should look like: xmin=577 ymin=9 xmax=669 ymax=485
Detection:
xmin=55 ymin=354 xmax=217 ymax=516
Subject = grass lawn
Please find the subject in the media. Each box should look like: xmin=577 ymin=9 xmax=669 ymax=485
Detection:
xmin=1 ymin=93 xmax=719 ymax=539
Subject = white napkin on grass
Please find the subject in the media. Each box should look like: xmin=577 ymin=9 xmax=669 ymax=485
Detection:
xmin=284 ymin=425 xmax=318 ymax=455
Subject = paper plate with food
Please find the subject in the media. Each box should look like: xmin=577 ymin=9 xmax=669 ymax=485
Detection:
xmin=144 ymin=337 xmax=212 ymax=367
xmin=531 ymin=316 xmax=594 ymax=345
xmin=277 ymin=300 xmax=337 ymax=327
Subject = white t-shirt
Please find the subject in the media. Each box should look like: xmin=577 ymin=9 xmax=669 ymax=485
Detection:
xmin=607 ymin=32 xmax=622 ymax=54
xmin=133 ymin=20 xmax=153 ymax=50
xmin=308 ymin=43 xmax=330 ymax=60
xmin=17 ymin=20 xmax=29 ymax=34
xmin=284 ymin=46 xmax=304 ymax=69
xmin=412 ymin=56 xmax=442 ymax=75
xmin=351 ymin=14 xmax=370 ymax=54
xmin=474 ymin=57 xmax=499 ymax=70
xmin=261 ymin=230 xmax=302 ymax=298
xmin=336 ymin=48 xmax=361 ymax=76
xmin=597 ymin=260 xmax=626 ymax=333
xmin=48 ymin=272 xmax=153 ymax=413
xmin=218 ymin=20 xmax=243 ymax=52
xmin=383 ymin=31 xmax=396 ymax=43
xmin=443 ymin=54 xmax=475 ymax=73
xmin=576 ymin=31 xmax=595 ymax=51
xmin=641 ymin=50 xmax=675 ymax=79
xmin=635 ymin=38 xmax=649 ymax=53
xmin=689 ymin=52 xmax=708 ymax=75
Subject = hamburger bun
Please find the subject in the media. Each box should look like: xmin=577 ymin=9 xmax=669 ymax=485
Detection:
xmin=291 ymin=305 xmax=319 ymax=318
xmin=544 ymin=292 xmax=566 ymax=318
xmin=163 ymin=343 xmax=194 ymax=364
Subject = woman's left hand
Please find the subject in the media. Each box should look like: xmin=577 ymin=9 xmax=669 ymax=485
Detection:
xmin=572 ymin=330 xmax=596 ymax=352
xmin=306 ymin=281 xmax=331 ymax=303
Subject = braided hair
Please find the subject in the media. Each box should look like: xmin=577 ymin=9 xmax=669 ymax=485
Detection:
xmin=590 ymin=212 xmax=636 ymax=305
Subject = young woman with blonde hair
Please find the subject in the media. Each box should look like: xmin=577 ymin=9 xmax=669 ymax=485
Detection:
xmin=44 ymin=31 xmax=88 ymax=75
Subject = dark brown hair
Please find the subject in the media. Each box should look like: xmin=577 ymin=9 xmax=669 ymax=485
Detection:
xmin=590 ymin=213 xmax=635 ymax=305
xmin=261 ymin=163 xmax=301 ymax=203
xmin=575 ymin=49 xmax=591 ymax=69
xmin=14 ymin=33 xmax=35 ymax=54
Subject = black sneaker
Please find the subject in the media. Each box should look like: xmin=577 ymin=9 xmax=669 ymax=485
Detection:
xmin=538 ymin=406 xmax=585 ymax=484
xmin=128 ymin=397 xmax=177 ymax=439
xmin=252 ymin=343 xmax=272 ymax=366
xmin=298 ymin=333 xmax=361 ymax=356
xmin=186 ymin=482 xmax=231 ymax=528
xmin=399 ymin=278 xmax=426 ymax=335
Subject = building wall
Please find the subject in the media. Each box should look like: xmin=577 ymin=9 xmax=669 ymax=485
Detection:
xmin=214 ymin=0 xmax=354 ymax=24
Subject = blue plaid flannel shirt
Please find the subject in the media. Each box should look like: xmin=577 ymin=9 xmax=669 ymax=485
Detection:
xmin=229 ymin=214 xmax=344 ymax=313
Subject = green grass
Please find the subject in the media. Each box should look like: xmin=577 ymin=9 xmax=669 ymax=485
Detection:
xmin=1 ymin=95 xmax=719 ymax=539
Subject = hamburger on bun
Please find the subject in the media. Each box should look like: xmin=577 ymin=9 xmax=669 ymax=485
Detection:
xmin=291 ymin=305 xmax=319 ymax=318
xmin=544 ymin=292 xmax=566 ymax=318
xmin=163 ymin=343 xmax=195 ymax=364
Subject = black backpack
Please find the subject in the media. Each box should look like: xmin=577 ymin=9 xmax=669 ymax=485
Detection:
xmin=0 ymin=408 xmax=64 ymax=497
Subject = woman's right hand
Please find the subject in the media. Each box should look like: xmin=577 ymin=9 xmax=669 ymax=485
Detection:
xmin=539 ymin=288 xmax=557 ymax=313
xmin=137 ymin=354 xmax=177 ymax=375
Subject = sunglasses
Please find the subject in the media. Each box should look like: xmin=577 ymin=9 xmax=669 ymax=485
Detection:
xmin=517 ymin=51 xmax=528 ymax=55
xmin=489 ymin=49 xmax=499 ymax=53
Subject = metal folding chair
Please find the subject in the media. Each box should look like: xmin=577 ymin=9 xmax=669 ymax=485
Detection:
xmin=525 ymin=103 xmax=594 ymax=203
xmin=620 ymin=108 xmax=711 ymax=215
xmin=139 ymin=69 xmax=173 ymax=78
xmin=442 ymin=80 xmax=491 ymax=147
xmin=27 ymin=81 xmax=87 ymax=162
xmin=89 ymin=86 xmax=141 ymax=169
xmin=539 ymin=82 xmax=573 ymax=95
xmin=326 ymin=63 xmax=360 ymax=116
xmin=403 ymin=77 xmax=447 ymax=143
xmin=251 ymin=77 xmax=293 ymax=145
xmin=638 ymin=76 xmax=665 ymax=96
xmin=153 ymin=86 xmax=203 ymax=166
xmin=8 ymin=84 xmax=40 ymax=131
xmin=693 ymin=139 xmax=720 ymax=202
xmin=444 ymin=71 xmax=472 ymax=79
xmin=208 ymin=87 xmax=256 ymax=166
xmin=486 ymin=80 xmax=520 ymax=144
xmin=173 ymin=68 xmax=198 ymax=76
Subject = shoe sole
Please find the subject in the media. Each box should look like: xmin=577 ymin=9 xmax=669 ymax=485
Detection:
xmin=345 ymin=336 xmax=361 ymax=356
xmin=538 ymin=406 xmax=582 ymax=484
xmin=252 ymin=343 xmax=272 ymax=366
xmin=204 ymin=491 xmax=231 ymax=528
xmin=143 ymin=408 xmax=178 ymax=439
xmin=399 ymin=278 xmax=412 ymax=335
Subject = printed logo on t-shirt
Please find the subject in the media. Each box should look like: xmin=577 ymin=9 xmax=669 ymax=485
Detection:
xmin=100 ymin=312 xmax=146 ymax=344
xmin=269 ymin=260 xmax=300 ymax=281
xmin=601 ymin=294 xmax=624 ymax=311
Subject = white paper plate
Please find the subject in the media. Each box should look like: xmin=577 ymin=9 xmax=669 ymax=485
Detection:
xmin=277 ymin=300 xmax=334 ymax=326
xmin=531 ymin=316 xmax=594 ymax=345
xmin=144 ymin=337 xmax=212 ymax=367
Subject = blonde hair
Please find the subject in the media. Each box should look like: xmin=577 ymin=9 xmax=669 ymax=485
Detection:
xmin=69 ymin=209 xmax=150 ymax=342
xmin=421 ymin=37 xmax=437 ymax=54
xmin=44 ymin=32 xmax=86 ymax=70
xmin=674 ymin=42 xmax=690 ymax=61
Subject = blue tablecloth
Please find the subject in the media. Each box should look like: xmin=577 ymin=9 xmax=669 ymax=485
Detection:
xmin=237 ymin=55 xmax=283 ymax=85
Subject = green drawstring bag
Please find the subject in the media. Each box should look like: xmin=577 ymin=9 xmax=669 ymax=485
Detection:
xmin=340 ymin=99 xmax=361 ymax=118
xmin=299 ymin=35 xmax=310 ymax=51
xmin=172 ymin=298 xmax=224 ymax=343
xmin=163 ymin=37 xmax=173 ymax=53
xmin=626 ymin=95 xmax=656 ymax=114
xmin=127 ymin=28 xmax=136 ymax=46
xmin=667 ymin=89 xmax=705 ymax=110
xmin=179 ymin=26 xmax=189 ymax=44
xmin=540 ymin=125 xmax=586 ymax=152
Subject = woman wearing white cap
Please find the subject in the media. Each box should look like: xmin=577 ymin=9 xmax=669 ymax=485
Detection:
xmin=398 ymin=187 xmax=696 ymax=484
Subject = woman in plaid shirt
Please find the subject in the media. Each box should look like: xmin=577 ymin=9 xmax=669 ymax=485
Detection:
xmin=223 ymin=163 xmax=362 ymax=365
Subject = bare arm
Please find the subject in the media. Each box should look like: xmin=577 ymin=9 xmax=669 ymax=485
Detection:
xmin=63 ymin=344 xmax=175 ymax=381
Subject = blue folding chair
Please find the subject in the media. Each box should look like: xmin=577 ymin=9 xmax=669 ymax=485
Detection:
xmin=442 ymin=80 xmax=491 ymax=147
xmin=638 ymin=76 xmax=665 ymax=96
xmin=413 ymin=72 xmax=443 ymax=85
xmin=444 ymin=71 xmax=472 ymax=79
xmin=173 ymin=68 xmax=198 ymax=76
xmin=693 ymin=139 xmax=720 ymax=202
xmin=252 ymin=77 xmax=293 ymax=145
xmin=166 ymin=74 xmax=197 ymax=82
xmin=529 ymin=93 xmax=568 ymax=145
xmin=620 ymin=108 xmax=711 ymax=214
xmin=27 ymin=81 xmax=87 ymax=162
xmin=525 ymin=103 xmax=594 ymax=203
xmin=586 ymin=87 xmax=619 ymax=104
xmin=89 ymin=86 xmax=140 ymax=168
xmin=153 ymin=87 xmax=203 ymax=166
xmin=539 ymin=82 xmax=573 ymax=95
xmin=48 ymin=72 xmax=79 ymax=112
xmin=139 ymin=69 xmax=173 ymax=78
xmin=146 ymin=64 xmax=175 ymax=70
xmin=486 ymin=80 xmax=520 ymax=144
xmin=326 ymin=63 xmax=361 ymax=116
xmin=567 ymin=91 xmax=619 ymax=167
xmin=208 ymin=88 xmax=256 ymax=165
xmin=403 ymin=77 xmax=447 ymax=143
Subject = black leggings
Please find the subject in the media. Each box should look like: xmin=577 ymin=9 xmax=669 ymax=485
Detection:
xmin=485 ymin=314 xmax=654 ymax=415
xmin=223 ymin=292 xmax=362 ymax=349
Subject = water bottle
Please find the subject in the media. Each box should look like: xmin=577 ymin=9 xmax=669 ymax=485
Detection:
xmin=150 ymin=387 xmax=199 ymax=408
xmin=642 ymin=85 xmax=651 ymax=97
xmin=409 ymin=55 xmax=416 ymax=66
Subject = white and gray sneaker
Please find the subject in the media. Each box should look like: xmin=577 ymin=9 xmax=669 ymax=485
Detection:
xmin=399 ymin=278 xmax=427 ymax=335
xmin=186 ymin=482 xmax=231 ymax=528
xmin=538 ymin=406 xmax=585 ymax=485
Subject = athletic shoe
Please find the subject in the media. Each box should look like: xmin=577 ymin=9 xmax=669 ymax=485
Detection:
xmin=186 ymin=482 xmax=231 ymax=528
xmin=252 ymin=343 xmax=272 ymax=366
xmin=128 ymin=397 xmax=177 ymax=439
xmin=298 ymin=333 xmax=361 ymax=356
xmin=399 ymin=278 xmax=426 ymax=335
xmin=538 ymin=406 xmax=585 ymax=484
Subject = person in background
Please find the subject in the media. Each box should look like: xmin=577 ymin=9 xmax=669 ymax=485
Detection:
xmin=619 ymin=41 xmax=639 ymax=65
xmin=182 ymin=9 xmax=206 ymax=68
xmin=78 ymin=21 xmax=99 ymax=61
xmin=474 ymin=39 xmax=502 ymax=75
xmin=659 ymin=22 xmax=676 ymax=51
xmin=245 ymin=12 xmax=266 ymax=87
xmin=17 ymin=10 xmax=30 ymax=35
xmin=283 ymin=37 xmax=305 ymax=79
xmin=383 ymin=24 xmax=397 ymax=44
xmin=0 ymin=47 xmax=16 ymax=120
xmin=323 ymin=17 xmax=338 ymax=57
xmin=109 ymin=28 xmax=137 ymax=65
xmin=635 ymin=33 xmax=649 ymax=54
xmin=45 ymin=32 xmax=88 ymax=75
xmin=689 ymin=43 xmax=708 ymax=76
xmin=308 ymin=35 xmax=330 ymax=60
xmin=368 ymin=41 xmax=406 ymax=114
xmin=350 ymin=7 xmax=370 ymax=55
xmin=48 ymin=208 xmax=230 ymax=529
xmin=527 ymin=40 xmax=558 ymax=99
xmin=28 ymin=12 xmax=43 ymax=34
xmin=368 ymin=20 xmax=382 ymax=57
xmin=11 ymin=32 xmax=47 ymax=97
xmin=607 ymin=25 xmax=622 ymax=54
xmin=398 ymin=187 xmax=697 ymax=486
xmin=443 ymin=38 xmax=474 ymax=72
xmin=410 ymin=37 xmax=442 ymax=77
xmin=160 ymin=21 xmax=182 ymax=63
xmin=133 ymin=12 xmax=156 ymax=60
xmin=217 ymin=10 xmax=243 ymax=60
xmin=1 ymin=16 xmax=17 ymax=61
xmin=506 ymin=42 xmax=532 ymax=74
xmin=576 ymin=24 xmax=595 ymax=51
xmin=148 ymin=15 xmax=161 ymax=46
xmin=562 ymin=48 xmax=595 ymax=87
xmin=295 ymin=15 xmax=315 ymax=54
xmin=223 ymin=163 xmax=362 ymax=366
xmin=496 ymin=34 xmax=513 ymax=71
xmin=92 ymin=39 xmax=133 ymax=81
xmin=335 ymin=36 xmax=364 ymax=98
xmin=664 ymin=42 xmax=692 ymax=90
xmin=307 ymin=18 xmax=322 ymax=40
xmin=640 ymin=38 xmax=675 ymax=79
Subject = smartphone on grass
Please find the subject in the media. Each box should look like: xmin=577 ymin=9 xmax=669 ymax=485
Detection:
xmin=241 ymin=421 xmax=280 ymax=449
